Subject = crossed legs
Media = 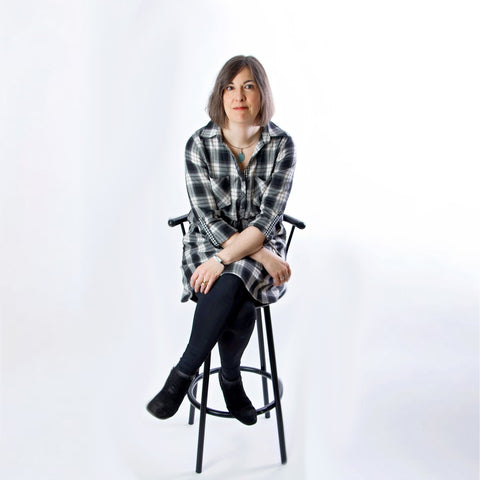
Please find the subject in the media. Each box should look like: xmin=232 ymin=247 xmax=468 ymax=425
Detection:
xmin=147 ymin=274 xmax=258 ymax=424
xmin=178 ymin=273 xmax=256 ymax=378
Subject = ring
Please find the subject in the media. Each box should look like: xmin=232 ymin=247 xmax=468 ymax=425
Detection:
xmin=201 ymin=280 xmax=208 ymax=285
xmin=280 ymin=276 xmax=285 ymax=281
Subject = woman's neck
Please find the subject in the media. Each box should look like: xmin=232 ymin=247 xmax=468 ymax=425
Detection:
xmin=222 ymin=123 xmax=261 ymax=148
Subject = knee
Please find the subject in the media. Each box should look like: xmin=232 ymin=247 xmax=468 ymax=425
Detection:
xmin=210 ymin=274 xmax=246 ymax=303
xmin=219 ymin=274 xmax=244 ymax=290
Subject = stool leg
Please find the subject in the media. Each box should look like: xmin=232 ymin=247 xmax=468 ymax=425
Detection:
xmin=196 ymin=353 xmax=211 ymax=473
xmin=256 ymin=308 xmax=270 ymax=419
xmin=264 ymin=306 xmax=287 ymax=464
xmin=188 ymin=369 xmax=199 ymax=425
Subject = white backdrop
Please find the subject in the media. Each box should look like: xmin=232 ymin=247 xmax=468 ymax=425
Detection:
xmin=2 ymin=1 xmax=479 ymax=479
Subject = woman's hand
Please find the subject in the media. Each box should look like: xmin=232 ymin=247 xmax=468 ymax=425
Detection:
xmin=258 ymin=249 xmax=291 ymax=286
xmin=190 ymin=257 xmax=225 ymax=294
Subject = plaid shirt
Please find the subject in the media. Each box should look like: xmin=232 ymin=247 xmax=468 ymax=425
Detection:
xmin=181 ymin=121 xmax=296 ymax=305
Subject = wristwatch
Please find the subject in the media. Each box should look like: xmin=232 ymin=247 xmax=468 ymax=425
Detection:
xmin=213 ymin=254 xmax=223 ymax=265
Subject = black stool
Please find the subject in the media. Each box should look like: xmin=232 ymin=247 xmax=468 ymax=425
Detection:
xmin=168 ymin=213 xmax=306 ymax=473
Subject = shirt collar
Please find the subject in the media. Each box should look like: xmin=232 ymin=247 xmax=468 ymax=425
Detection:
xmin=200 ymin=121 xmax=286 ymax=141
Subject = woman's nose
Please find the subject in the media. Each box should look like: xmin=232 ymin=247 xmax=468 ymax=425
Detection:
xmin=234 ymin=89 xmax=246 ymax=101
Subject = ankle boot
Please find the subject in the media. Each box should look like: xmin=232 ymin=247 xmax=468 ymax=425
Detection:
xmin=219 ymin=371 xmax=257 ymax=425
xmin=147 ymin=367 xmax=194 ymax=419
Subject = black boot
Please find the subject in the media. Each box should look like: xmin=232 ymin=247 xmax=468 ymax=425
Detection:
xmin=147 ymin=367 xmax=194 ymax=419
xmin=219 ymin=371 xmax=257 ymax=425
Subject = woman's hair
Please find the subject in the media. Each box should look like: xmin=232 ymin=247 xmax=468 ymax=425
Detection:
xmin=207 ymin=55 xmax=275 ymax=128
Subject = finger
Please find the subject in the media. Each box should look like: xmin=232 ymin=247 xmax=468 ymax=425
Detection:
xmin=203 ymin=277 xmax=216 ymax=294
xmin=204 ymin=276 xmax=211 ymax=293
xmin=191 ymin=269 xmax=201 ymax=289
xmin=197 ymin=275 xmax=206 ymax=293
xmin=194 ymin=274 xmax=203 ymax=292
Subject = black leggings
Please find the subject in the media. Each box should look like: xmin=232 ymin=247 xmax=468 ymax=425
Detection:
xmin=177 ymin=274 xmax=256 ymax=381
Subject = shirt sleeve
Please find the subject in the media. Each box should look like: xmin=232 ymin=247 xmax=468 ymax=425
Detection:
xmin=185 ymin=135 xmax=238 ymax=247
xmin=248 ymin=135 xmax=296 ymax=242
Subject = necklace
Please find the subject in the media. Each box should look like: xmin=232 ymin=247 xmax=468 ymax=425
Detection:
xmin=224 ymin=134 xmax=260 ymax=163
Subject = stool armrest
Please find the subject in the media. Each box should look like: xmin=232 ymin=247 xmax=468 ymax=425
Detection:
xmin=169 ymin=213 xmax=305 ymax=230
xmin=168 ymin=214 xmax=189 ymax=228
xmin=282 ymin=214 xmax=306 ymax=230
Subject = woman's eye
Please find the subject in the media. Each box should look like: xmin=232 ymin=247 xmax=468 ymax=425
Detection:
xmin=225 ymin=85 xmax=234 ymax=91
xmin=245 ymin=84 xmax=254 ymax=90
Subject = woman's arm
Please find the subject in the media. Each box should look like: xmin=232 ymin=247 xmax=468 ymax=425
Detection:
xmin=249 ymin=247 xmax=291 ymax=287
xmin=190 ymin=227 xmax=291 ymax=294
xmin=218 ymin=226 xmax=264 ymax=264
xmin=247 ymin=135 xmax=296 ymax=241
xmin=219 ymin=230 xmax=291 ymax=287
xmin=190 ymin=226 xmax=264 ymax=294
xmin=185 ymin=136 xmax=238 ymax=247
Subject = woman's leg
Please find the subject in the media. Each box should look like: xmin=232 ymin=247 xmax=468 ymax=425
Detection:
xmin=217 ymin=297 xmax=256 ymax=381
xmin=216 ymin=290 xmax=258 ymax=425
xmin=176 ymin=274 xmax=248 ymax=376
xmin=147 ymin=274 xmax=257 ymax=422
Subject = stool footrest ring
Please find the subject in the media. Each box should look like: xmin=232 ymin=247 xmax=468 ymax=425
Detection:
xmin=187 ymin=366 xmax=283 ymax=418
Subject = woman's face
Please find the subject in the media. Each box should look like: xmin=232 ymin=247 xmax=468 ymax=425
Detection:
xmin=222 ymin=67 xmax=261 ymax=128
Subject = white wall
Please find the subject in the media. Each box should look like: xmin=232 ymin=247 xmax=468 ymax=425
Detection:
xmin=2 ymin=1 xmax=478 ymax=479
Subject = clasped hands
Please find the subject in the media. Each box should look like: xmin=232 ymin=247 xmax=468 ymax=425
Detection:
xmin=190 ymin=249 xmax=291 ymax=295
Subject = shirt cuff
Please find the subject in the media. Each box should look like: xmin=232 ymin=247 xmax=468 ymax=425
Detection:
xmin=199 ymin=216 xmax=237 ymax=247
xmin=248 ymin=210 xmax=283 ymax=242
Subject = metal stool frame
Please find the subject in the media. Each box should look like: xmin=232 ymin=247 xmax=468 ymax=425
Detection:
xmin=168 ymin=213 xmax=305 ymax=473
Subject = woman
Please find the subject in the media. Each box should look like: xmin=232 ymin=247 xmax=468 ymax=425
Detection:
xmin=147 ymin=55 xmax=296 ymax=425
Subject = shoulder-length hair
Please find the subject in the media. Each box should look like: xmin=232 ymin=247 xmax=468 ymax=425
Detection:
xmin=207 ymin=55 xmax=275 ymax=128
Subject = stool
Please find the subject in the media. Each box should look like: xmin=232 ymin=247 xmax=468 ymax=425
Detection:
xmin=168 ymin=213 xmax=305 ymax=473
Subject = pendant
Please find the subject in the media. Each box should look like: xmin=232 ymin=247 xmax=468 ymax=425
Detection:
xmin=237 ymin=151 xmax=245 ymax=163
